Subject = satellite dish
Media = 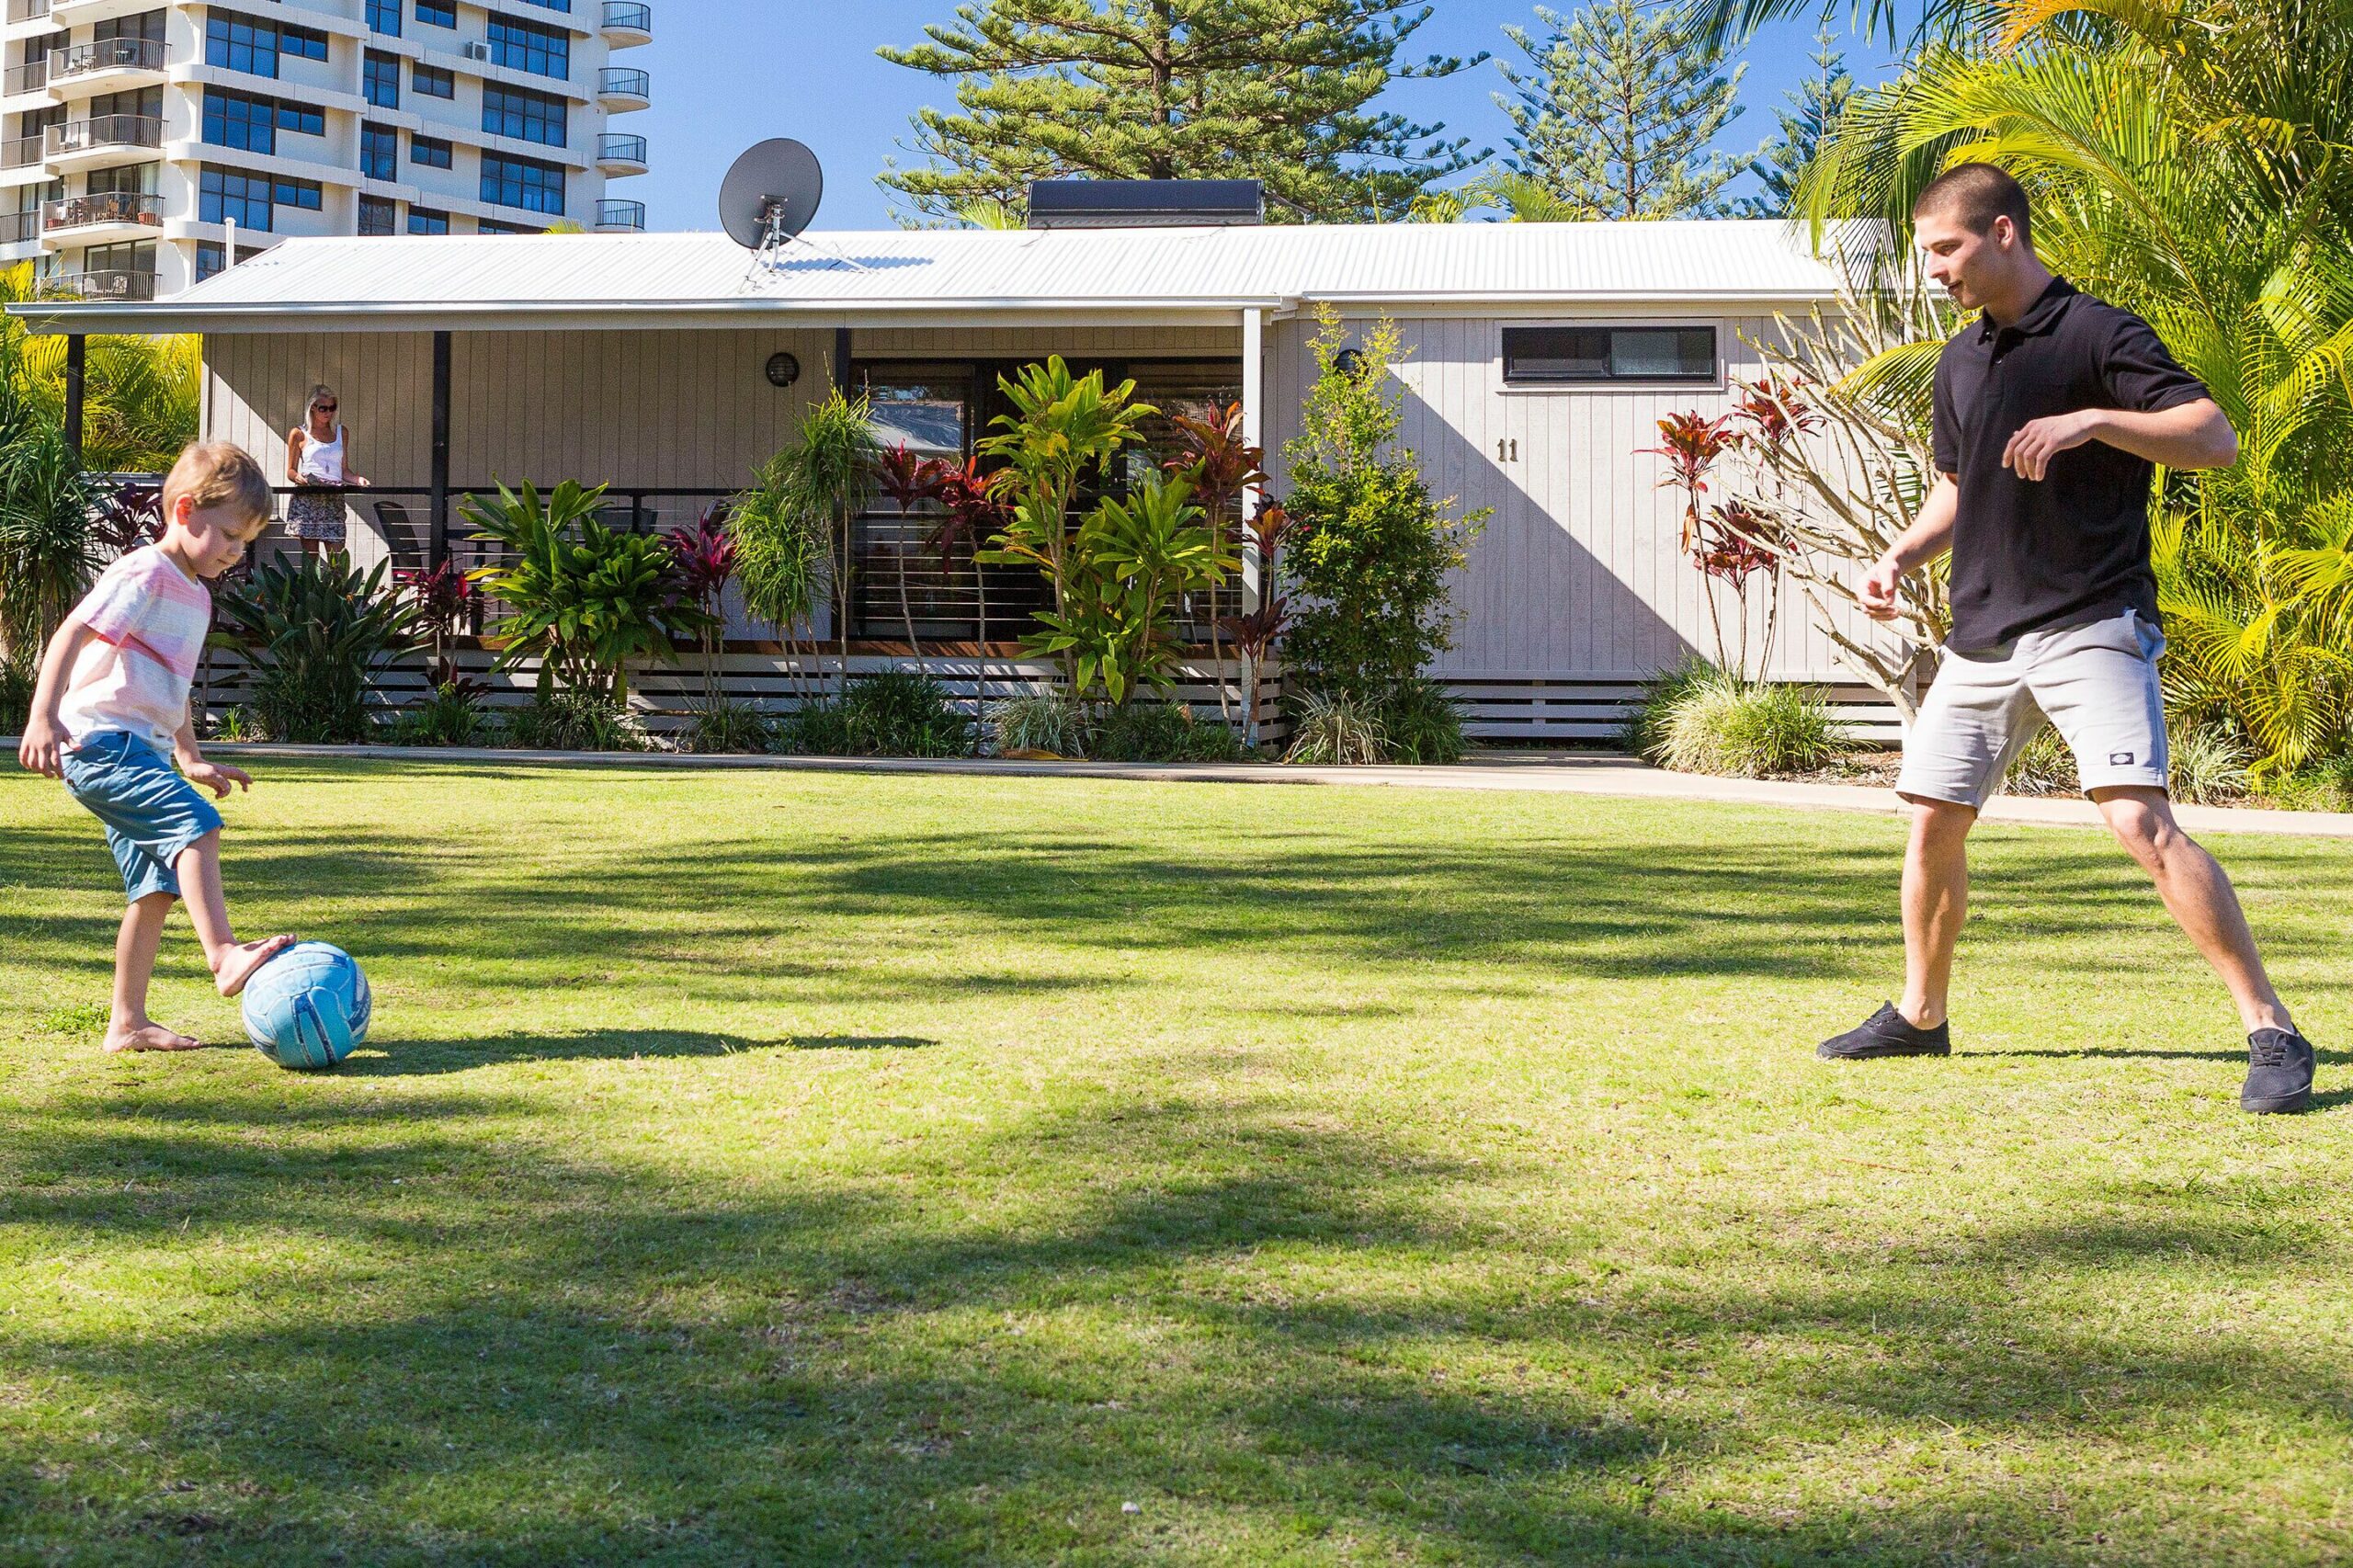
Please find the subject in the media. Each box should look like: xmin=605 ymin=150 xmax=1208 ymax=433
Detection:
xmin=719 ymin=139 xmax=823 ymax=250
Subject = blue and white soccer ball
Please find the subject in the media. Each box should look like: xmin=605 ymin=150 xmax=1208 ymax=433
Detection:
xmin=241 ymin=942 xmax=372 ymax=1070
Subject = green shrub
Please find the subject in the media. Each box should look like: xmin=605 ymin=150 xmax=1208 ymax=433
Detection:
xmin=1279 ymin=311 xmax=1487 ymax=701
xmin=1093 ymin=701 xmax=1244 ymax=763
xmin=1379 ymin=676 xmax=1467 ymax=765
xmin=2257 ymin=754 xmax=2353 ymax=812
xmin=1284 ymin=691 xmax=1390 ymax=765
xmin=390 ymin=681 xmax=492 ymax=747
xmin=991 ymin=692 xmax=1096 ymax=757
xmin=504 ymin=688 xmax=646 ymax=752
xmin=676 ymin=698 xmax=773 ymax=755
xmin=210 ymin=554 xmax=425 ymax=744
xmin=1644 ymin=665 xmax=1839 ymax=778
xmin=779 ymin=669 xmax=968 ymax=757
xmin=464 ymin=479 xmax=712 ymax=704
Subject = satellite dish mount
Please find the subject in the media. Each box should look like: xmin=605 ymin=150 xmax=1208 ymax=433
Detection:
xmin=720 ymin=138 xmax=869 ymax=281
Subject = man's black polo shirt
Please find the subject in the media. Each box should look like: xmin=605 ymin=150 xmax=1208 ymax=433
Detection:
xmin=1932 ymin=276 xmax=2211 ymax=650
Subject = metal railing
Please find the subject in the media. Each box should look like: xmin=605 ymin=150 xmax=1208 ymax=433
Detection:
xmin=0 ymin=210 xmax=37 ymax=244
xmin=596 ymin=66 xmax=648 ymax=98
xmin=60 ymin=267 xmax=157 ymax=301
xmin=600 ymin=2 xmax=650 ymax=31
xmin=3 ymin=59 xmax=47 ymax=96
xmin=43 ymin=189 xmax=163 ymax=231
xmin=0 ymin=133 xmax=44 ymax=170
xmin=5 ymin=0 xmax=50 ymax=22
xmin=46 ymin=114 xmax=165 ymax=158
xmin=596 ymin=132 xmax=645 ymax=165
xmin=48 ymin=37 xmax=166 ymax=80
xmin=595 ymin=198 xmax=644 ymax=230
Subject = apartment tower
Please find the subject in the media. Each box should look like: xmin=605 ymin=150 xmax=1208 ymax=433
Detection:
xmin=0 ymin=0 xmax=651 ymax=298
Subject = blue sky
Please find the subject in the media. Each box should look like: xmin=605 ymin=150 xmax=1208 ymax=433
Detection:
xmin=626 ymin=2 xmax=1904 ymax=233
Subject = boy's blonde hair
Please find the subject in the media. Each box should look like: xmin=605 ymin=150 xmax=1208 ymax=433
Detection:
xmin=164 ymin=441 xmax=275 ymax=533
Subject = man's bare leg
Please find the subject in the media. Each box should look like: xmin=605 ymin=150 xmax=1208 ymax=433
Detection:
xmin=1899 ymin=798 xmax=1977 ymax=1030
xmin=104 ymin=892 xmax=204 ymax=1052
xmin=2090 ymin=787 xmax=2291 ymax=1033
xmin=172 ymin=831 xmax=293 ymax=997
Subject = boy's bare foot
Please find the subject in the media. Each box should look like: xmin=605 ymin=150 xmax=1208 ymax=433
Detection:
xmin=106 ymin=1021 xmax=206 ymax=1052
xmin=213 ymin=935 xmax=296 ymax=997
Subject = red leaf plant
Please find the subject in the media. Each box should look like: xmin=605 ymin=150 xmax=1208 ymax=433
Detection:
xmin=665 ymin=502 xmax=738 ymax=709
xmin=1214 ymin=499 xmax=1299 ymax=749
xmin=1164 ymin=402 xmax=1267 ymax=720
xmin=1641 ymin=411 xmax=1734 ymax=556
xmin=871 ymin=444 xmax=949 ymax=660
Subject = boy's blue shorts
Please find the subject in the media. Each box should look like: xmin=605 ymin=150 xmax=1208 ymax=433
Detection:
xmin=61 ymin=730 xmax=222 ymax=903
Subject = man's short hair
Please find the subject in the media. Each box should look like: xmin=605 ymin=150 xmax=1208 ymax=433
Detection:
xmin=164 ymin=441 xmax=275 ymax=531
xmin=1913 ymin=163 xmax=2032 ymax=247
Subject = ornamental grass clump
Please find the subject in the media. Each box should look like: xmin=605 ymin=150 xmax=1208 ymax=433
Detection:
xmin=992 ymin=692 xmax=1096 ymax=757
xmin=1283 ymin=691 xmax=1390 ymax=766
xmin=1635 ymin=662 xmax=1840 ymax=778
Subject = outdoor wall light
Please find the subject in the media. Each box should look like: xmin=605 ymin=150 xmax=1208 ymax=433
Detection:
xmin=1334 ymin=347 xmax=1366 ymax=380
xmin=765 ymin=351 xmax=801 ymax=388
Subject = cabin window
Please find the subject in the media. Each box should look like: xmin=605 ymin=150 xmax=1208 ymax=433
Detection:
xmin=1501 ymin=325 xmax=1716 ymax=385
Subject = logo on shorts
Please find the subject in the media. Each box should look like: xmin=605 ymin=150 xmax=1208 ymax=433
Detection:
xmin=2109 ymin=751 xmax=2135 ymax=766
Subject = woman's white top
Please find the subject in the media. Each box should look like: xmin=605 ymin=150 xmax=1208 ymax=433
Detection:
xmin=295 ymin=422 xmax=346 ymax=483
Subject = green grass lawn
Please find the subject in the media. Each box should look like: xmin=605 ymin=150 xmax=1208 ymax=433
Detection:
xmin=2 ymin=760 xmax=2349 ymax=1566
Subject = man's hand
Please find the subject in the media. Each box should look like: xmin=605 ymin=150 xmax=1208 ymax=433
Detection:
xmin=17 ymin=713 xmax=67 ymax=778
xmin=2001 ymin=410 xmax=2104 ymax=482
xmin=1859 ymin=553 xmax=1904 ymax=622
xmin=182 ymin=758 xmax=253 ymax=799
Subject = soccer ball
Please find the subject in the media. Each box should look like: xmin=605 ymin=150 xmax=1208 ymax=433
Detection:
xmin=241 ymin=942 xmax=372 ymax=1070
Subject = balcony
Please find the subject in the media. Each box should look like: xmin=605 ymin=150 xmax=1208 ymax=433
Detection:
xmin=60 ymin=266 xmax=155 ymax=301
xmin=3 ymin=60 xmax=45 ymax=97
xmin=44 ymin=112 xmax=161 ymax=171
xmin=0 ymin=133 xmax=41 ymax=170
xmin=594 ymin=132 xmax=645 ymax=176
xmin=595 ymin=66 xmax=648 ymax=112
xmin=0 ymin=209 xmax=36 ymax=244
xmin=47 ymin=0 xmax=162 ymax=27
xmin=45 ymin=36 xmax=166 ymax=97
xmin=593 ymin=198 xmax=643 ymax=233
xmin=4 ymin=0 xmax=52 ymax=23
xmin=42 ymin=187 xmax=160 ymax=243
xmin=599 ymin=1 xmax=650 ymax=48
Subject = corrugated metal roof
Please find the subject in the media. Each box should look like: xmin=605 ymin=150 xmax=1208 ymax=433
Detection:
xmin=11 ymin=220 xmax=1864 ymax=334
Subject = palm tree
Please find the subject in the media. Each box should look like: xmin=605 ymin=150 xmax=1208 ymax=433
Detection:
xmin=0 ymin=263 xmax=197 ymax=472
xmin=1793 ymin=0 xmax=2353 ymax=772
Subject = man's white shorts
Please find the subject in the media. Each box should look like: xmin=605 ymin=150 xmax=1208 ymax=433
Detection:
xmin=1897 ymin=608 xmax=2171 ymax=810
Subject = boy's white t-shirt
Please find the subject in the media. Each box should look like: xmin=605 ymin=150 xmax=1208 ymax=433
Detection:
xmin=57 ymin=545 xmax=213 ymax=753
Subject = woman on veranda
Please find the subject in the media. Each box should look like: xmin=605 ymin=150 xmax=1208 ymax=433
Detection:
xmin=284 ymin=383 xmax=369 ymax=558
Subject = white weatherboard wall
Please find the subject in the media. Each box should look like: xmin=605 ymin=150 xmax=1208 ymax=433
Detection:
xmin=1264 ymin=311 xmax=1885 ymax=734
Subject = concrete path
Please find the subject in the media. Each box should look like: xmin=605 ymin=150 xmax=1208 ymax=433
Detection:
xmin=154 ymin=741 xmax=2353 ymax=841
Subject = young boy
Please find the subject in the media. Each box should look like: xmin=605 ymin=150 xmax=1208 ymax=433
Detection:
xmin=16 ymin=441 xmax=293 ymax=1052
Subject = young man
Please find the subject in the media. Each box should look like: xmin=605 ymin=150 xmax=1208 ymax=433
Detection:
xmin=17 ymin=442 xmax=295 ymax=1053
xmin=1817 ymin=163 xmax=2315 ymax=1115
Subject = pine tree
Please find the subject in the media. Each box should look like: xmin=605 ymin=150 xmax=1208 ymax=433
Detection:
xmin=1494 ymin=0 xmax=1752 ymax=220
xmin=1739 ymin=30 xmax=1852 ymax=217
xmin=878 ymin=1 xmax=1489 ymax=224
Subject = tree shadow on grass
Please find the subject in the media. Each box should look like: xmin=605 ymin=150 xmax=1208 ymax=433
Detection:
xmin=2 ymin=1082 xmax=2348 ymax=1563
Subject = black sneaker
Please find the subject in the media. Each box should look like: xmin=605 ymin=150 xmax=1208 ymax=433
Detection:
xmin=2242 ymin=1028 xmax=2314 ymax=1114
xmin=1818 ymin=1003 xmax=1951 ymax=1061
